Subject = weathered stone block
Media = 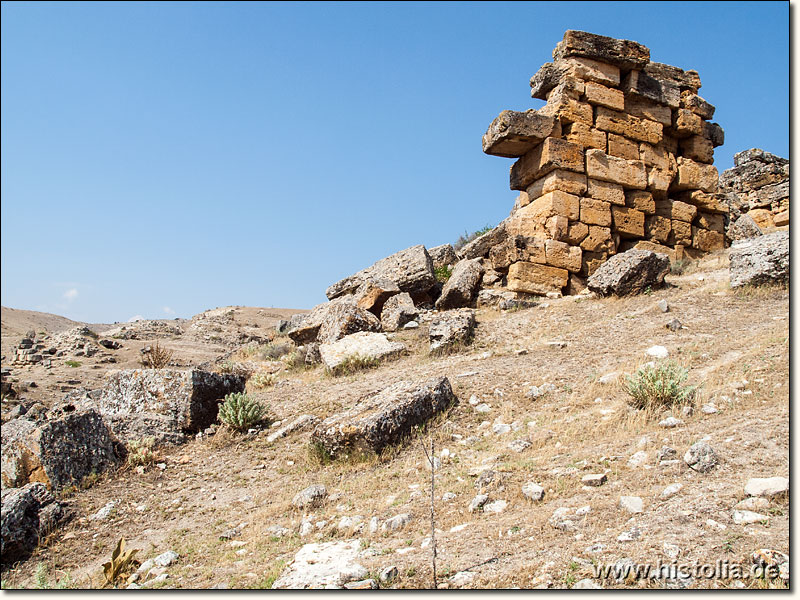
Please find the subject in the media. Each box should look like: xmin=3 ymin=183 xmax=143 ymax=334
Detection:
xmin=319 ymin=333 xmax=405 ymax=373
xmin=544 ymin=239 xmax=582 ymax=272
xmin=483 ymin=110 xmax=561 ymax=158
xmin=622 ymin=69 xmax=680 ymax=108
xmin=680 ymin=135 xmax=714 ymax=164
xmin=595 ymin=107 xmax=663 ymax=145
xmin=580 ymin=198 xmax=612 ymax=226
xmin=670 ymin=219 xmax=693 ymax=246
xmin=677 ymin=190 xmax=729 ymax=214
xmin=645 ymin=215 xmax=672 ymax=243
xmin=580 ymin=225 xmax=614 ymax=253
xmin=588 ymin=178 xmax=625 ymax=205
xmin=507 ymin=262 xmax=568 ymax=295
xmin=380 ymin=292 xmax=419 ymax=332
xmin=680 ymin=92 xmax=715 ymax=119
xmin=310 ymin=377 xmax=457 ymax=459
xmin=562 ymin=122 xmax=607 ymax=150
xmin=562 ymin=56 xmax=621 ymax=86
xmin=429 ymin=309 xmax=476 ymax=353
xmin=584 ymin=81 xmax=624 ymax=110
xmin=435 ymin=258 xmax=484 ymax=310
xmin=510 ymin=138 xmax=584 ymax=191
xmin=629 ymin=240 xmax=680 ymax=262
xmin=427 ymin=244 xmax=459 ymax=270
xmin=746 ymin=208 xmax=776 ymax=230
xmin=354 ymin=278 xmax=399 ymax=317
xmin=655 ymin=199 xmax=697 ymax=223
xmin=607 ymin=134 xmax=640 ymax=160
xmin=98 ymin=369 xmax=246 ymax=445
xmin=692 ymin=227 xmax=725 ymax=252
xmin=705 ymin=122 xmax=725 ymax=147
xmin=612 ymin=206 xmax=645 ymax=238
xmin=553 ymin=30 xmax=650 ymax=71
xmin=530 ymin=190 xmax=581 ymax=222
xmin=639 ymin=143 xmax=671 ymax=169
xmin=581 ymin=251 xmax=608 ymax=276
xmin=729 ymin=231 xmax=789 ymax=287
xmin=585 ymin=149 xmax=647 ymax=189
xmin=673 ymin=158 xmax=718 ymax=192
xmin=625 ymin=190 xmax=655 ymax=214
xmin=625 ymin=96 xmax=673 ymax=126
xmin=546 ymin=215 xmax=570 ymax=241
xmin=565 ymin=221 xmax=589 ymax=245
xmin=587 ymin=248 xmax=671 ymax=296
xmin=525 ymin=169 xmax=587 ymax=199
xmin=1 ymin=483 xmax=72 ymax=566
xmin=540 ymin=91 xmax=594 ymax=125
xmin=644 ymin=62 xmax=701 ymax=92
xmin=672 ymin=108 xmax=704 ymax=137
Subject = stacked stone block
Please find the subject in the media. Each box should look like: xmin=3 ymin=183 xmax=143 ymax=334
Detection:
xmin=483 ymin=30 xmax=726 ymax=295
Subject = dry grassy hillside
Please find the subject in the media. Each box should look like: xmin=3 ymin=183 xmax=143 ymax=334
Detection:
xmin=0 ymin=251 xmax=788 ymax=590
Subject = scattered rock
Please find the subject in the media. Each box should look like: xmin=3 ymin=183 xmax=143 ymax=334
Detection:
xmin=657 ymin=299 xmax=669 ymax=313
xmin=732 ymin=510 xmax=769 ymax=525
xmin=293 ymin=485 xmax=328 ymax=509
xmin=582 ymin=474 xmax=607 ymax=487
xmin=619 ymin=496 xmax=644 ymax=514
xmin=435 ymin=258 xmax=484 ymax=310
xmin=521 ymin=482 xmax=545 ymax=502
xmin=382 ymin=513 xmax=411 ymax=531
xmin=344 ymin=579 xmax=378 ymax=590
xmin=318 ymin=332 xmax=405 ymax=373
xmin=1 ymin=483 xmax=72 ymax=565
xmin=380 ymin=293 xmax=419 ymax=332
xmin=428 ymin=244 xmax=459 ymax=270
xmin=752 ymin=549 xmax=789 ymax=581
xmin=507 ymin=439 xmax=531 ymax=453
xmin=666 ymin=318 xmax=683 ymax=332
xmin=353 ymin=278 xmax=400 ymax=316
xmin=311 ymin=377 xmax=457 ymax=459
xmin=659 ymin=417 xmax=684 ymax=428
xmin=646 ymin=345 xmax=669 ymax=359
xmin=735 ymin=497 xmax=770 ymax=511
xmin=271 ymin=540 xmax=368 ymax=589
xmin=684 ymin=442 xmax=718 ymax=473
xmin=657 ymin=447 xmax=677 ymax=461
xmin=728 ymin=214 xmax=763 ymax=241
xmin=429 ymin=309 xmax=476 ymax=354
xmin=379 ymin=565 xmax=398 ymax=584
xmin=449 ymin=571 xmax=476 ymax=587
xmin=573 ymin=579 xmax=601 ymax=589
xmin=627 ymin=451 xmax=648 ymax=468
xmin=617 ymin=526 xmax=641 ymax=542
xmin=89 ymin=500 xmax=119 ymax=521
xmin=266 ymin=415 xmax=320 ymax=444
xmin=468 ymin=494 xmax=489 ymax=513
xmin=744 ymin=477 xmax=789 ymax=498
xmin=483 ymin=499 xmax=508 ymax=514
xmin=729 ymin=231 xmax=789 ymax=288
xmin=527 ymin=383 xmax=557 ymax=399
xmin=587 ymin=249 xmax=670 ymax=296
xmin=154 ymin=550 xmax=179 ymax=567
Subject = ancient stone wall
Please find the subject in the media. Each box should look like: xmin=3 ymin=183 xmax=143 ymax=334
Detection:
xmin=482 ymin=30 xmax=728 ymax=295
xmin=720 ymin=148 xmax=789 ymax=229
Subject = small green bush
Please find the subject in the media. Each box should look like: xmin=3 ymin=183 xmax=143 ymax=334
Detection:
xmin=65 ymin=360 xmax=81 ymax=368
xmin=453 ymin=224 xmax=493 ymax=251
xmin=250 ymin=371 xmax=277 ymax=389
xmin=434 ymin=265 xmax=453 ymax=284
xmin=328 ymin=354 xmax=381 ymax=376
xmin=624 ymin=361 xmax=696 ymax=410
xmin=127 ymin=437 xmax=158 ymax=468
xmin=218 ymin=392 xmax=269 ymax=431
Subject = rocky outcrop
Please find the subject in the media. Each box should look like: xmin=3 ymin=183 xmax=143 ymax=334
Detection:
xmin=272 ymin=540 xmax=368 ymax=589
xmin=1 ymin=406 xmax=120 ymax=491
xmin=729 ymin=231 xmax=789 ymax=288
xmin=318 ymin=332 xmax=405 ymax=373
xmin=310 ymin=377 xmax=457 ymax=459
xmin=325 ymin=245 xmax=435 ymax=300
xmin=1 ymin=483 xmax=72 ymax=566
xmin=97 ymin=369 xmax=245 ymax=445
xmin=429 ymin=309 xmax=476 ymax=353
xmin=353 ymin=278 xmax=399 ymax=317
xmin=720 ymin=149 xmax=789 ymax=226
xmin=587 ymin=248 xmax=670 ymax=296
xmin=435 ymin=258 xmax=484 ymax=310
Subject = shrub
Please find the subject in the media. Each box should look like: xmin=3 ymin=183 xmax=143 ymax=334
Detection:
xmin=453 ymin=224 xmax=493 ymax=251
xmin=127 ymin=437 xmax=158 ymax=468
xmin=284 ymin=350 xmax=308 ymax=371
xmin=624 ymin=361 xmax=696 ymax=410
xmin=250 ymin=371 xmax=277 ymax=389
xmin=328 ymin=354 xmax=381 ymax=376
xmin=102 ymin=538 xmax=139 ymax=588
xmin=65 ymin=360 xmax=81 ymax=368
xmin=434 ymin=265 xmax=453 ymax=284
xmin=218 ymin=392 xmax=269 ymax=431
xmin=140 ymin=342 xmax=173 ymax=369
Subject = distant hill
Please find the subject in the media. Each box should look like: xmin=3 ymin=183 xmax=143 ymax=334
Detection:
xmin=1 ymin=306 xmax=86 ymax=338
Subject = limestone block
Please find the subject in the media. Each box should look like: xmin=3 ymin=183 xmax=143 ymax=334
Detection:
xmin=612 ymin=206 xmax=645 ymax=238
xmin=510 ymin=138 xmax=584 ymax=191
xmin=507 ymin=262 xmax=568 ymax=295
xmin=595 ymin=107 xmax=663 ymax=145
xmin=585 ymin=149 xmax=647 ymax=189
xmin=580 ymin=198 xmax=612 ymax=226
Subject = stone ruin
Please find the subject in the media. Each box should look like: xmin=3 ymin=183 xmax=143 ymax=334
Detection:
xmin=480 ymin=30 xmax=728 ymax=295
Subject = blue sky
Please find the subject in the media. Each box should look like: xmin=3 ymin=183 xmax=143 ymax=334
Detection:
xmin=1 ymin=1 xmax=789 ymax=322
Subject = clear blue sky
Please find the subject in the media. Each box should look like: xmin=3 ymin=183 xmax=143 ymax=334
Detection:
xmin=1 ymin=1 xmax=789 ymax=323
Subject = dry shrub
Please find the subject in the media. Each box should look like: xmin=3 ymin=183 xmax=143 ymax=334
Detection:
xmin=140 ymin=342 xmax=173 ymax=369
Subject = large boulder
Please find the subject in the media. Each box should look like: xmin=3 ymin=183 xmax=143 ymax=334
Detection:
xmin=272 ymin=540 xmax=368 ymax=589
xmin=380 ymin=293 xmax=419 ymax=332
xmin=427 ymin=244 xmax=459 ymax=270
xmin=728 ymin=213 xmax=763 ymax=241
xmin=435 ymin=258 xmax=484 ymax=310
xmin=587 ymin=248 xmax=670 ymax=296
xmin=729 ymin=231 xmax=789 ymax=288
xmin=318 ymin=332 xmax=405 ymax=373
xmin=325 ymin=245 xmax=435 ymax=300
xmin=1 ymin=483 xmax=72 ymax=566
xmin=457 ymin=222 xmax=508 ymax=260
xmin=428 ymin=309 xmax=476 ymax=354
xmin=1 ymin=406 xmax=120 ymax=491
xmin=97 ymin=369 xmax=246 ymax=445
xmin=310 ymin=377 xmax=457 ymax=459
xmin=353 ymin=278 xmax=399 ymax=317
xmin=287 ymin=299 xmax=381 ymax=346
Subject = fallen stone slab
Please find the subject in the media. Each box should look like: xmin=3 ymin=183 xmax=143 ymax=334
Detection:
xmin=429 ymin=309 xmax=476 ymax=354
xmin=318 ymin=332 xmax=405 ymax=373
xmin=272 ymin=540 xmax=368 ymax=589
xmin=729 ymin=231 xmax=789 ymax=288
xmin=428 ymin=244 xmax=459 ymax=270
xmin=97 ymin=369 xmax=245 ymax=445
xmin=266 ymin=414 xmax=320 ymax=444
xmin=1 ymin=407 xmax=121 ymax=491
xmin=587 ymin=248 xmax=670 ymax=296
xmin=728 ymin=214 xmax=762 ymax=241
xmin=457 ymin=222 xmax=508 ymax=260
xmin=553 ymin=30 xmax=650 ymax=71
xmin=482 ymin=110 xmax=560 ymax=158
xmin=435 ymin=258 xmax=484 ymax=310
xmin=325 ymin=245 xmax=435 ymax=300
xmin=380 ymin=292 xmax=419 ymax=332
xmin=744 ymin=477 xmax=789 ymax=498
xmin=310 ymin=377 xmax=457 ymax=459
xmin=1 ymin=483 xmax=72 ymax=565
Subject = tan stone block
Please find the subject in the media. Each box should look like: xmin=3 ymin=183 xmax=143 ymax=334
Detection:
xmin=625 ymin=96 xmax=673 ymax=126
xmin=672 ymin=157 xmax=718 ymax=193
xmin=566 ymin=273 xmax=587 ymax=295
xmin=525 ymin=169 xmax=587 ymax=199
xmin=680 ymin=91 xmax=715 ymax=120
xmin=676 ymin=190 xmax=728 ymax=214
xmin=656 ymin=199 xmax=697 ymax=222
xmin=607 ymin=134 xmax=639 ymax=160
xmin=595 ymin=107 xmax=663 ymax=145
xmin=565 ymin=220 xmax=589 ymax=245
xmin=639 ymin=143 xmax=671 ymax=170
xmin=647 ymin=166 xmax=674 ymax=194
xmin=611 ymin=206 xmax=645 ymax=238
xmin=580 ymin=225 xmax=614 ymax=253
xmin=532 ymin=190 xmax=581 ymax=220
xmin=583 ymin=81 xmax=625 ymax=110
xmin=661 ymin=134 xmax=679 ymax=155
xmin=625 ymin=190 xmax=655 ymax=214
xmin=672 ymin=108 xmax=704 ymax=138
xmin=507 ymin=261 xmax=568 ymax=295
xmin=540 ymin=84 xmax=594 ymax=125
xmin=580 ymin=198 xmax=612 ymax=226
xmin=696 ymin=211 xmax=726 ymax=233
xmin=774 ymin=210 xmax=789 ymax=227
xmin=510 ymin=138 xmax=585 ymax=191
xmin=488 ymin=236 xmax=547 ymax=269
xmin=645 ymin=215 xmax=672 ymax=243
xmin=581 ymin=250 xmax=608 ymax=277
xmin=561 ymin=56 xmax=620 ymax=86
xmin=747 ymin=208 xmax=776 ymax=230
xmin=545 ymin=239 xmax=582 ymax=272
xmin=670 ymin=219 xmax=692 ymax=246
xmin=629 ymin=240 xmax=678 ymax=262
xmin=516 ymin=191 xmax=531 ymax=209
xmin=562 ymin=122 xmax=607 ymax=150
xmin=586 ymin=179 xmax=624 ymax=206
xmin=546 ymin=215 xmax=570 ymax=241
xmin=585 ymin=149 xmax=647 ymax=190
xmin=679 ymin=135 xmax=714 ymax=164
xmin=482 ymin=110 xmax=563 ymax=158
xmin=692 ymin=227 xmax=725 ymax=252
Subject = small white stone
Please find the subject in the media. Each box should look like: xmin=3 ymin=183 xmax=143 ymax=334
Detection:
xmin=744 ymin=477 xmax=789 ymax=498
xmin=619 ymin=496 xmax=643 ymax=514
xmin=706 ymin=519 xmax=727 ymax=531
xmin=474 ymin=403 xmax=491 ymax=413
xmin=660 ymin=483 xmax=683 ymax=499
xmin=646 ymin=345 xmax=669 ymax=359
xmin=732 ymin=510 xmax=769 ymax=525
